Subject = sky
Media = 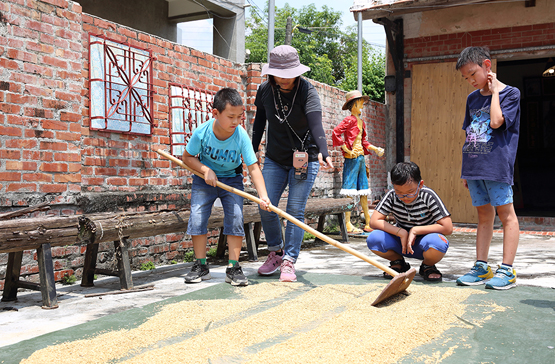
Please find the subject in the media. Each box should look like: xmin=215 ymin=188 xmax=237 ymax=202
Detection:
xmin=177 ymin=0 xmax=386 ymax=55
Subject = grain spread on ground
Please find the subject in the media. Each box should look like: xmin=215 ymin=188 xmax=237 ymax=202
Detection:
xmin=21 ymin=282 xmax=499 ymax=364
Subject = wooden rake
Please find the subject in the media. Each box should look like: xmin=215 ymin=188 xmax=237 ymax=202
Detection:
xmin=156 ymin=149 xmax=415 ymax=306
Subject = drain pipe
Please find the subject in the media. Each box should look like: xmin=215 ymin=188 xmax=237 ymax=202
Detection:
xmin=357 ymin=11 xmax=363 ymax=92
xmin=377 ymin=18 xmax=404 ymax=163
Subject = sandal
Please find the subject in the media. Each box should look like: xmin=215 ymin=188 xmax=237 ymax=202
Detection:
xmin=419 ymin=263 xmax=443 ymax=282
xmin=383 ymin=259 xmax=411 ymax=279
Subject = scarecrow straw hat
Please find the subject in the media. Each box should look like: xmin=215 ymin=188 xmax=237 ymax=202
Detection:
xmin=342 ymin=90 xmax=370 ymax=110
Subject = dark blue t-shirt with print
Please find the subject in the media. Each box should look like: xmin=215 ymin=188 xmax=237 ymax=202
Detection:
xmin=461 ymin=85 xmax=520 ymax=185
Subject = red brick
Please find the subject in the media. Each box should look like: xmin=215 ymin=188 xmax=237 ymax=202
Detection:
xmin=43 ymin=99 xmax=67 ymax=110
xmin=40 ymin=163 xmax=68 ymax=173
xmin=26 ymin=129 xmax=55 ymax=139
xmin=7 ymin=183 xmax=37 ymax=192
xmin=82 ymin=177 xmax=104 ymax=185
xmin=68 ymin=163 xmax=81 ymax=173
xmin=106 ymin=177 xmax=126 ymax=185
xmin=94 ymin=167 xmax=116 ymax=175
xmin=54 ymin=174 xmax=81 ymax=183
xmin=6 ymin=161 xmax=37 ymax=170
xmin=0 ymin=126 xmax=22 ymax=137
xmin=0 ymin=172 xmax=21 ymax=181
xmin=40 ymin=184 xmax=67 ymax=193
xmin=54 ymin=152 xmax=80 ymax=162
xmin=0 ymin=103 xmax=22 ymax=114
xmin=23 ymin=173 xmax=52 ymax=182
xmin=39 ymin=141 xmax=67 ymax=151
xmin=56 ymin=131 xmax=80 ymax=141
xmin=0 ymin=150 xmax=21 ymax=159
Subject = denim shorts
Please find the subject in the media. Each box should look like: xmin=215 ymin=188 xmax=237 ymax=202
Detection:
xmin=341 ymin=155 xmax=369 ymax=194
xmin=186 ymin=174 xmax=245 ymax=236
xmin=466 ymin=179 xmax=513 ymax=207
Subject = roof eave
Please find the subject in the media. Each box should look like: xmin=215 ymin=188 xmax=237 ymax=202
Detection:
xmin=350 ymin=0 xmax=495 ymax=21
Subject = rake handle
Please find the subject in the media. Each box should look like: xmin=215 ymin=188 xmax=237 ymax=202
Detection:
xmin=156 ymin=149 xmax=398 ymax=277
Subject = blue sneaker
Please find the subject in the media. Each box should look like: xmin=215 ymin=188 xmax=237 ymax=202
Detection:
xmin=485 ymin=265 xmax=517 ymax=290
xmin=456 ymin=262 xmax=494 ymax=286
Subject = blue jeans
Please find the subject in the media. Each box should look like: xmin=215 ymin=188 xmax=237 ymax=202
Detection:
xmin=259 ymin=157 xmax=319 ymax=263
xmin=187 ymin=174 xmax=245 ymax=236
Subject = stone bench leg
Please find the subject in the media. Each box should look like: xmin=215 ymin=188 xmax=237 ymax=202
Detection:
xmin=253 ymin=222 xmax=262 ymax=247
xmin=314 ymin=213 xmax=349 ymax=244
xmin=216 ymin=227 xmax=227 ymax=259
xmin=2 ymin=251 xmax=23 ymax=303
xmin=81 ymin=239 xmax=133 ymax=290
xmin=2 ymin=245 xmax=58 ymax=309
xmin=244 ymin=222 xmax=258 ymax=262
xmin=336 ymin=212 xmax=349 ymax=243
xmin=215 ymin=224 xmax=259 ymax=262
xmin=36 ymin=243 xmax=58 ymax=309
xmin=114 ymin=239 xmax=133 ymax=290
xmin=81 ymin=242 xmax=99 ymax=287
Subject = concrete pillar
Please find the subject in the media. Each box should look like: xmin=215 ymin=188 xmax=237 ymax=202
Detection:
xmin=213 ymin=9 xmax=245 ymax=63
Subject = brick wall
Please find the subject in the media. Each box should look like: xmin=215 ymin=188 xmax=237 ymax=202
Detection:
xmin=0 ymin=0 xmax=386 ymax=290
xmin=405 ymin=23 xmax=555 ymax=66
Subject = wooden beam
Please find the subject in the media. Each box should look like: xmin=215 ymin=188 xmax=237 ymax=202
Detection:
xmin=0 ymin=202 xmax=50 ymax=220
xmin=361 ymin=0 xmax=494 ymax=21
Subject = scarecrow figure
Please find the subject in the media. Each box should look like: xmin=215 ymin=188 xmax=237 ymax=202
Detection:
xmin=332 ymin=90 xmax=384 ymax=233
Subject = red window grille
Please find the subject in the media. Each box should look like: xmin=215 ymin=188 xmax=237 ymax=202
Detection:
xmin=169 ymin=84 xmax=215 ymax=157
xmin=89 ymin=34 xmax=154 ymax=135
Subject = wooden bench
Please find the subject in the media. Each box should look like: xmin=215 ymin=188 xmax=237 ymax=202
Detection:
xmin=1 ymin=212 xmax=82 ymax=309
xmin=0 ymin=198 xmax=354 ymax=308
xmin=215 ymin=197 xmax=354 ymax=262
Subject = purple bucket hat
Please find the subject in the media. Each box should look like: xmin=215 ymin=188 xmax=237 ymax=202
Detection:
xmin=261 ymin=45 xmax=310 ymax=78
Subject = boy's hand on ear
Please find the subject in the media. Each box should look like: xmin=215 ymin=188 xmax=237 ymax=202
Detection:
xmin=487 ymin=71 xmax=499 ymax=94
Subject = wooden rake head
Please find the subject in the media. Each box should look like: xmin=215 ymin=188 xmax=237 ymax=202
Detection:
xmin=371 ymin=268 xmax=416 ymax=306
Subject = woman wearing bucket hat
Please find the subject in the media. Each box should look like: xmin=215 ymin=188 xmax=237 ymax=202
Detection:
xmin=252 ymin=45 xmax=334 ymax=282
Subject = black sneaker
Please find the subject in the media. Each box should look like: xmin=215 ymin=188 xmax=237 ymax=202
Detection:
xmin=184 ymin=260 xmax=211 ymax=283
xmin=225 ymin=263 xmax=248 ymax=286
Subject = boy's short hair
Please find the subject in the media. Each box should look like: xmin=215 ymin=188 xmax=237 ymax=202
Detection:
xmin=213 ymin=88 xmax=243 ymax=112
xmin=456 ymin=46 xmax=491 ymax=70
xmin=391 ymin=162 xmax=422 ymax=186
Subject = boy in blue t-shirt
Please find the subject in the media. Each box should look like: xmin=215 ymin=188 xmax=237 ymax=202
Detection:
xmin=182 ymin=88 xmax=270 ymax=286
xmin=455 ymin=46 xmax=521 ymax=290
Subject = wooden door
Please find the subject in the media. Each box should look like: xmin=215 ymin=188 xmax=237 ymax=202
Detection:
xmin=411 ymin=61 xmax=496 ymax=223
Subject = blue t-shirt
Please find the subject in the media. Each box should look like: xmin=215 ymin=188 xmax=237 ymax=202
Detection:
xmin=461 ymin=85 xmax=520 ymax=185
xmin=185 ymin=119 xmax=257 ymax=178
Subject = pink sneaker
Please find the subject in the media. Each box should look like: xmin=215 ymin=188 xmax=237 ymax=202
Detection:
xmin=258 ymin=251 xmax=283 ymax=275
xmin=279 ymin=260 xmax=297 ymax=282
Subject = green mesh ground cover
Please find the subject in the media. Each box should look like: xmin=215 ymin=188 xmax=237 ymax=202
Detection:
xmin=1 ymin=274 xmax=553 ymax=364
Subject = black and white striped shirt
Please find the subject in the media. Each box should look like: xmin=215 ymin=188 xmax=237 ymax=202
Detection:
xmin=375 ymin=186 xmax=450 ymax=231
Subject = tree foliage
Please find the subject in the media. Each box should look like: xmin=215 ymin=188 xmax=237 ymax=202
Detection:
xmin=246 ymin=4 xmax=385 ymax=103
